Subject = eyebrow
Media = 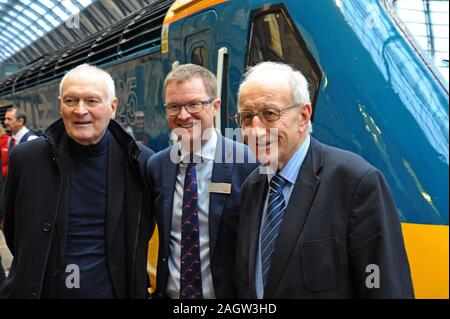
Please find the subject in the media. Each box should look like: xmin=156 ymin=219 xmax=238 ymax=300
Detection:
xmin=240 ymin=103 xmax=279 ymax=111
xmin=166 ymin=99 xmax=205 ymax=105
xmin=62 ymin=94 xmax=103 ymax=100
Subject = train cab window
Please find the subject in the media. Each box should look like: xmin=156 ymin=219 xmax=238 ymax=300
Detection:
xmin=247 ymin=9 xmax=322 ymax=108
xmin=191 ymin=46 xmax=209 ymax=68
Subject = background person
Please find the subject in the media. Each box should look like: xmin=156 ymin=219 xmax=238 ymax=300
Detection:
xmin=0 ymin=125 xmax=10 ymax=177
xmin=4 ymin=108 xmax=37 ymax=151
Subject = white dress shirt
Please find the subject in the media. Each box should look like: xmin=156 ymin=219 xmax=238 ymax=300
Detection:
xmin=10 ymin=126 xmax=38 ymax=146
xmin=166 ymin=129 xmax=218 ymax=299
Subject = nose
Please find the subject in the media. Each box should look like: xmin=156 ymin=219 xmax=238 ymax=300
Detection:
xmin=250 ymin=114 xmax=266 ymax=131
xmin=74 ymin=100 xmax=88 ymax=115
xmin=241 ymin=116 xmax=267 ymax=145
xmin=177 ymin=106 xmax=191 ymax=120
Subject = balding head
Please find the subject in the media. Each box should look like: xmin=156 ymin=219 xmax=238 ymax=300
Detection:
xmin=58 ymin=64 xmax=118 ymax=145
xmin=59 ymin=64 xmax=116 ymax=104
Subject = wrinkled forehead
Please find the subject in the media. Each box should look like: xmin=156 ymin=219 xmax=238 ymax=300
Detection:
xmin=238 ymin=78 xmax=293 ymax=105
xmin=242 ymin=67 xmax=292 ymax=87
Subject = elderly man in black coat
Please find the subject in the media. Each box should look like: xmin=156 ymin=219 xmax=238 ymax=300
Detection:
xmin=0 ymin=64 xmax=153 ymax=299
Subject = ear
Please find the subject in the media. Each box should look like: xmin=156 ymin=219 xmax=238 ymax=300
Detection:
xmin=111 ymin=98 xmax=118 ymax=119
xmin=299 ymin=103 xmax=312 ymax=133
xmin=212 ymin=98 xmax=221 ymax=116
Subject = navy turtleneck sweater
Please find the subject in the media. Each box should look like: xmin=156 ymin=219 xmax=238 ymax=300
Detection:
xmin=54 ymin=131 xmax=114 ymax=298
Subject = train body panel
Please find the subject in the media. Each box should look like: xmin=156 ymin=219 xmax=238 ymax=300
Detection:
xmin=0 ymin=0 xmax=447 ymax=298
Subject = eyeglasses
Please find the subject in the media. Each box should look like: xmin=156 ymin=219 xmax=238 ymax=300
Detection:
xmin=234 ymin=104 xmax=300 ymax=127
xmin=163 ymin=98 xmax=215 ymax=116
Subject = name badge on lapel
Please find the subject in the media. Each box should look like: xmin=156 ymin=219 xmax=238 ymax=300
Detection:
xmin=208 ymin=183 xmax=232 ymax=194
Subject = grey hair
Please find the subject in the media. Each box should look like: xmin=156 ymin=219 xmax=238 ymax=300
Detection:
xmin=59 ymin=64 xmax=116 ymax=103
xmin=164 ymin=63 xmax=217 ymax=99
xmin=239 ymin=61 xmax=313 ymax=133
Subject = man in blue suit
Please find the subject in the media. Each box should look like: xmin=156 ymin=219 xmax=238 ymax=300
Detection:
xmin=147 ymin=64 xmax=258 ymax=299
xmin=235 ymin=62 xmax=414 ymax=298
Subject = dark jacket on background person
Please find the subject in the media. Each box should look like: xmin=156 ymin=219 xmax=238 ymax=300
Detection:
xmin=0 ymin=118 xmax=154 ymax=299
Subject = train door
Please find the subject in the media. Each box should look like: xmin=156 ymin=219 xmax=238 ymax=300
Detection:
xmin=245 ymin=4 xmax=322 ymax=117
xmin=181 ymin=10 xmax=217 ymax=72
xmin=180 ymin=10 xmax=229 ymax=132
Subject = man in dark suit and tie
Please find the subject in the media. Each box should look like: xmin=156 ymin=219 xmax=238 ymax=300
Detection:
xmin=147 ymin=64 xmax=258 ymax=299
xmin=235 ymin=62 xmax=414 ymax=298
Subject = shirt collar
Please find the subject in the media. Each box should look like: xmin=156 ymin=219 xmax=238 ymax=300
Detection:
xmin=12 ymin=126 xmax=29 ymax=141
xmin=267 ymin=134 xmax=311 ymax=185
xmin=179 ymin=128 xmax=218 ymax=163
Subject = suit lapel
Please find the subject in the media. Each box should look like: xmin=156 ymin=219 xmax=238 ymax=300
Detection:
xmin=208 ymin=136 xmax=232 ymax=256
xmin=106 ymin=135 xmax=125 ymax=249
xmin=264 ymin=138 xmax=323 ymax=297
xmin=161 ymin=149 xmax=178 ymax=257
xmin=54 ymin=133 xmax=71 ymax=263
xmin=248 ymin=173 xmax=268 ymax=298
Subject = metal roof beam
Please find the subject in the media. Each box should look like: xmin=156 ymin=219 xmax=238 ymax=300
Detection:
xmin=0 ymin=0 xmax=162 ymax=65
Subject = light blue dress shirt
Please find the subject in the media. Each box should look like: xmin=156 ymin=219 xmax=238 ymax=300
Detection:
xmin=255 ymin=134 xmax=311 ymax=298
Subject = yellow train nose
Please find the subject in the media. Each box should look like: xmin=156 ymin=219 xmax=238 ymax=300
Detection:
xmin=401 ymin=223 xmax=449 ymax=299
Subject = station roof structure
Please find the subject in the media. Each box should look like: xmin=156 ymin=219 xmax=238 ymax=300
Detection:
xmin=0 ymin=0 xmax=158 ymax=67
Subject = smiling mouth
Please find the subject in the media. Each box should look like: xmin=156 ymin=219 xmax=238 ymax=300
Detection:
xmin=178 ymin=123 xmax=194 ymax=129
xmin=255 ymin=137 xmax=275 ymax=147
xmin=74 ymin=121 xmax=92 ymax=125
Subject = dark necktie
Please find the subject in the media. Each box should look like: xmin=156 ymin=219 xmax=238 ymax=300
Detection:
xmin=261 ymin=173 xmax=288 ymax=287
xmin=179 ymin=163 xmax=203 ymax=299
xmin=8 ymin=138 xmax=16 ymax=152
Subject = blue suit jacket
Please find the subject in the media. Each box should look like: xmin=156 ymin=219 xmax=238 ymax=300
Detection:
xmin=146 ymin=135 xmax=258 ymax=298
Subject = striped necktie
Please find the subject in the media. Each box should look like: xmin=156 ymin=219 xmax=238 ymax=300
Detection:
xmin=179 ymin=163 xmax=203 ymax=299
xmin=261 ymin=173 xmax=288 ymax=287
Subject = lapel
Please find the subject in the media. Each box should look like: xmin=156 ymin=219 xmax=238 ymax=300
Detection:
xmin=208 ymin=135 xmax=233 ymax=257
xmin=53 ymin=133 xmax=71 ymax=264
xmin=106 ymin=134 xmax=126 ymax=249
xmin=264 ymin=138 xmax=324 ymax=297
xmin=247 ymin=171 xmax=269 ymax=298
xmin=161 ymin=147 xmax=178 ymax=257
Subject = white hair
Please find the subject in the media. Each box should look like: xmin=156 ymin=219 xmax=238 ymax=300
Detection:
xmin=59 ymin=64 xmax=116 ymax=103
xmin=239 ymin=61 xmax=313 ymax=133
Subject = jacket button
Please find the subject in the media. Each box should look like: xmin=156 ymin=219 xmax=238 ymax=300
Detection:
xmin=42 ymin=223 xmax=51 ymax=232
xmin=31 ymin=292 xmax=38 ymax=298
xmin=162 ymin=258 xmax=166 ymax=263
